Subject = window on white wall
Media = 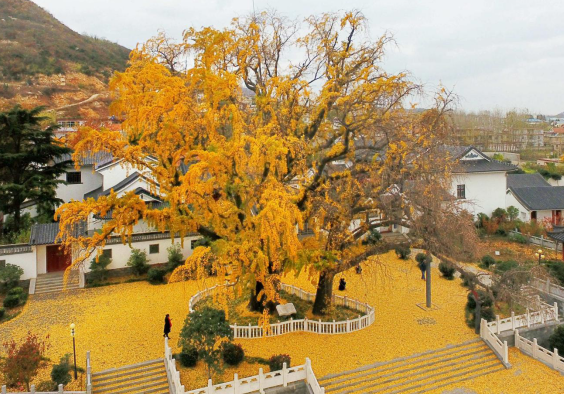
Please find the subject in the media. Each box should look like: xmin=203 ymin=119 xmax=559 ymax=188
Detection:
xmin=456 ymin=184 xmax=466 ymax=199
xmin=66 ymin=172 xmax=82 ymax=184
xmin=149 ymin=244 xmax=159 ymax=254
xmin=0 ymin=260 xmax=5 ymax=269
xmin=102 ymin=249 xmax=112 ymax=259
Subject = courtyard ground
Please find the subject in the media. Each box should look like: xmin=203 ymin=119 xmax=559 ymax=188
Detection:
xmin=0 ymin=251 xmax=562 ymax=392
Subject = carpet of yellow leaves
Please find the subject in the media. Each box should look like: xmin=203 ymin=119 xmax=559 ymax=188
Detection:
xmin=0 ymin=251 xmax=561 ymax=393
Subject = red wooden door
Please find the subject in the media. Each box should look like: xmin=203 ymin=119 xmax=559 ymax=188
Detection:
xmin=46 ymin=245 xmax=72 ymax=272
xmin=554 ymin=210 xmax=562 ymax=225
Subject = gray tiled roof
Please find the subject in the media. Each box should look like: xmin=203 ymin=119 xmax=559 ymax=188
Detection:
xmin=453 ymin=159 xmax=518 ymax=173
xmin=507 ymin=173 xmax=550 ymax=189
xmin=509 ymin=186 xmax=564 ymax=210
xmin=55 ymin=151 xmax=113 ymax=166
xmin=29 ymin=222 xmax=88 ymax=245
xmin=547 ymin=231 xmax=564 ymax=243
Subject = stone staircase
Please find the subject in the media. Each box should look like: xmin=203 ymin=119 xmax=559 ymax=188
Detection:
xmin=318 ymin=339 xmax=504 ymax=394
xmin=91 ymin=359 xmax=169 ymax=394
xmin=34 ymin=272 xmax=80 ymax=294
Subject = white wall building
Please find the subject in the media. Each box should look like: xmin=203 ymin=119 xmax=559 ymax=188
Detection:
xmin=448 ymin=146 xmax=518 ymax=216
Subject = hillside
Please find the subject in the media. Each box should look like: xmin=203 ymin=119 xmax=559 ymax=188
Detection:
xmin=0 ymin=0 xmax=131 ymax=119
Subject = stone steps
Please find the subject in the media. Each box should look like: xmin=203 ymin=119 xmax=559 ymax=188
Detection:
xmin=319 ymin=339 xmax=504 ymax=394
xmin=34 ymin=272 xmax=80 ymax=294
xmin=92 ymin=359 xmax=169 ymax=394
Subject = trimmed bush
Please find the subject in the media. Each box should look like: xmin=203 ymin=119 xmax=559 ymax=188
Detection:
xmin=543 ymin=260 xmax=564 ymax=286
xmin=481 ymin=255 xmax=495 ymax=268
xmin=0 ymin=263 xmax=24 ymax=292
xmin=7 ymin=287 xmax=24 ymax=297
xmin=0 ymin=307 xmax=5 ymax=319
xmin=494 ymin=260 xmax=519 ymax=274
xmin=548 ymin=325 xmax=564 ymax=354
xmin=509 ymin=233 xmax=528 ymax=244
xmin=179 ymin=345 xmax=198 ymax=367
xmin=50 ymin=354 xmax=72 ymax=386
xmin=394 ymin=245 xmax=411 ymax=260
xmin=147 ymin=268 xmax=166 ymax=284
xmin=466 ymin=290 xmax=494 ymax=327
xmin=438 ymin=261 xmax=456 ymax=280
xmin=166 ymin=244 xmax=185 ymax=272
xmin=363 ymin=229 xmax=382 ymax=245
xmin=3 ymin=294 xmax=20 ymax=308
xmin=268 ymin=354 xmax=291 ymax=371
xmin=89 ymin=254 xmax=112 ymax=284
xmin=127 ymin=248 xmax=150 ymax=276
xmin=221 ymin=342 xmax=244 ymax=366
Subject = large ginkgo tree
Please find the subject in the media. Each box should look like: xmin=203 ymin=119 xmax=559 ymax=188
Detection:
xmin=56 ymin=11 xmax=477 ymax=315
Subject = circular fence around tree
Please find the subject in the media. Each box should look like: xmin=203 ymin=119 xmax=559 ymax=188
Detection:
xmin=189 ymin=282 xmax=375 ymax=339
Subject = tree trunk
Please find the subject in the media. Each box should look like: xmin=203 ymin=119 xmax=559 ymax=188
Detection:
xmin=13 ymin=204 xmax=21 ymax=235
xmin=248 ymin=281 xmax=265 ymax=312
xmin=313 ymin=270 xmax=336 ymax=316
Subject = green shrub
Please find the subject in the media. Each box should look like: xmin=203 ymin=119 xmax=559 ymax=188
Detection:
xmin=0 ymin=307 xmax=5 ymax=319
xmin=494 ymin=260 xmax=519 ymax=274
xmin=363 ymin=229 xmax=382 ymax=245
xmin=492 ymin=208 xmax=508 ymax=221
xmin=7 ymin=287 xmax=24 ymax=296
xmin=221 ymin=342 xmax=244 ymax=366
xmin=3 ymin=294 xmax=20 ymax=308
xmin=50 ymin=354 xmax=72 ymax=386
xmin=466 ymin=290 xmax=494 ymax=327
xmin=166 ymin=244 xmax=185 ymax=272
xmin=0 ymin=263 xmax=24 ymax=292
xmin=268 ymin=354 xmax=291 ymax=371
xmin=179 ymin=345 xmax=198 ymax=367
xmin=147 ymin=268 xmax=166 ymax=284
xmin=481 ymin=255 xmax=495 ymax=268
xmin=509 ymin=233 xmax=528 ymax=244
xmin=415 ymin=253 xmax=431 ymax=269
xmin=394 ymin=245 xmax=411 ymax=260
xmin=127 ymin=248 xmax=150 ymax=276
xmin=438 ymin=261 xmax=456 ymax=280
xmin=543 ymin=260 xmax=564 ymax=286
xmin=548 ymin=326 xmax=564 ymax=354
xmin=89 ymin=254 xmax=112 ymax=283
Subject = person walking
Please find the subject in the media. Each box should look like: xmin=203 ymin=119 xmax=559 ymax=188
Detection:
xmin=163 ymin=314 xmax=172 ymax=339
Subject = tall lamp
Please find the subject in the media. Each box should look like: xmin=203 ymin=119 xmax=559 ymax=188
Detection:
xmin=535 ymin=249 xmax=545 ymax=265
xmin=70 ymin=323 xmax=78 ymax=380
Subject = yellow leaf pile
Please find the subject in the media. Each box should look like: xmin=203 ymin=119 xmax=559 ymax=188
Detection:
xmin=1 ymin=252 xmax=562 ymax=393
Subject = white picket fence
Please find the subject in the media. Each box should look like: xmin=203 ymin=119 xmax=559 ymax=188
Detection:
xmin=86 ymin=351 xmax=92 ymax=394
xmin=480 ymin=318 xmax=509 ymax=365
xmin=486 ymin=303 xmax=559 ymax=334
xmin=1 ymin=386 xmax=85 ymax=394
xmin=509 ymin=230 xmax=561 ymax=251
xmin=185 ymin=358 xmax=324 ymax=394
xmin=189 ymin=283 xmax=375 ymax=339
xmin=164 ymin=338 xmax=185 ymax=394
xmin=533 ymin=277 xmax=564 ymax=300
xmin=515 ymin=329 xmax=564 ymax=373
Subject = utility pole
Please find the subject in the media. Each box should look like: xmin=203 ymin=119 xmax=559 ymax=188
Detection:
xmin=426 ymin=253 xmax=432 ymax=308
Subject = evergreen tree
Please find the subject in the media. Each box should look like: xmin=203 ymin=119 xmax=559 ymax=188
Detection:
xmin=0 ymin=105 xmax=71 ymax=235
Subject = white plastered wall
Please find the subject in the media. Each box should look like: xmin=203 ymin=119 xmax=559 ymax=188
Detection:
xmin=451 ymin=172 xmax=508 ymax=216
xmin=82 ymin=235 xmax=200 ymax=272
xmin=1 ymin=250 xmax=36 ymax=280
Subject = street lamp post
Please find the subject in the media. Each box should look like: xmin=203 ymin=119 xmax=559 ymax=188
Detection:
xmin=70 ymin=323 xmax=77 ymax=380
xmin=535 ymin=249 xmax=545 ymax=265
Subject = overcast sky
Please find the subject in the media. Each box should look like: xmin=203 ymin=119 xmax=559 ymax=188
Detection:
xmin=33 ymin=0 xmax=564 ymax=115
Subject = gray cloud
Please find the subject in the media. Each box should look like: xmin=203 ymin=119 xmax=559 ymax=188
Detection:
xmin=34 ymin=0 xmax=564 ymax=114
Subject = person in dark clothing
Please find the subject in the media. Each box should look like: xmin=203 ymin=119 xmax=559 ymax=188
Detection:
xmin=163 ymin=314 xmax=172 ymax=339
xmin=356 ymin=264 xmax=362 ymax=274
xmin=338 ymin=277 xmax=347 ymax=291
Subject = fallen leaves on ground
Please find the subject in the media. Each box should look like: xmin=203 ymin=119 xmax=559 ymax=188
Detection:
xmin=0 ymin=252 xmax=561 ymax=393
